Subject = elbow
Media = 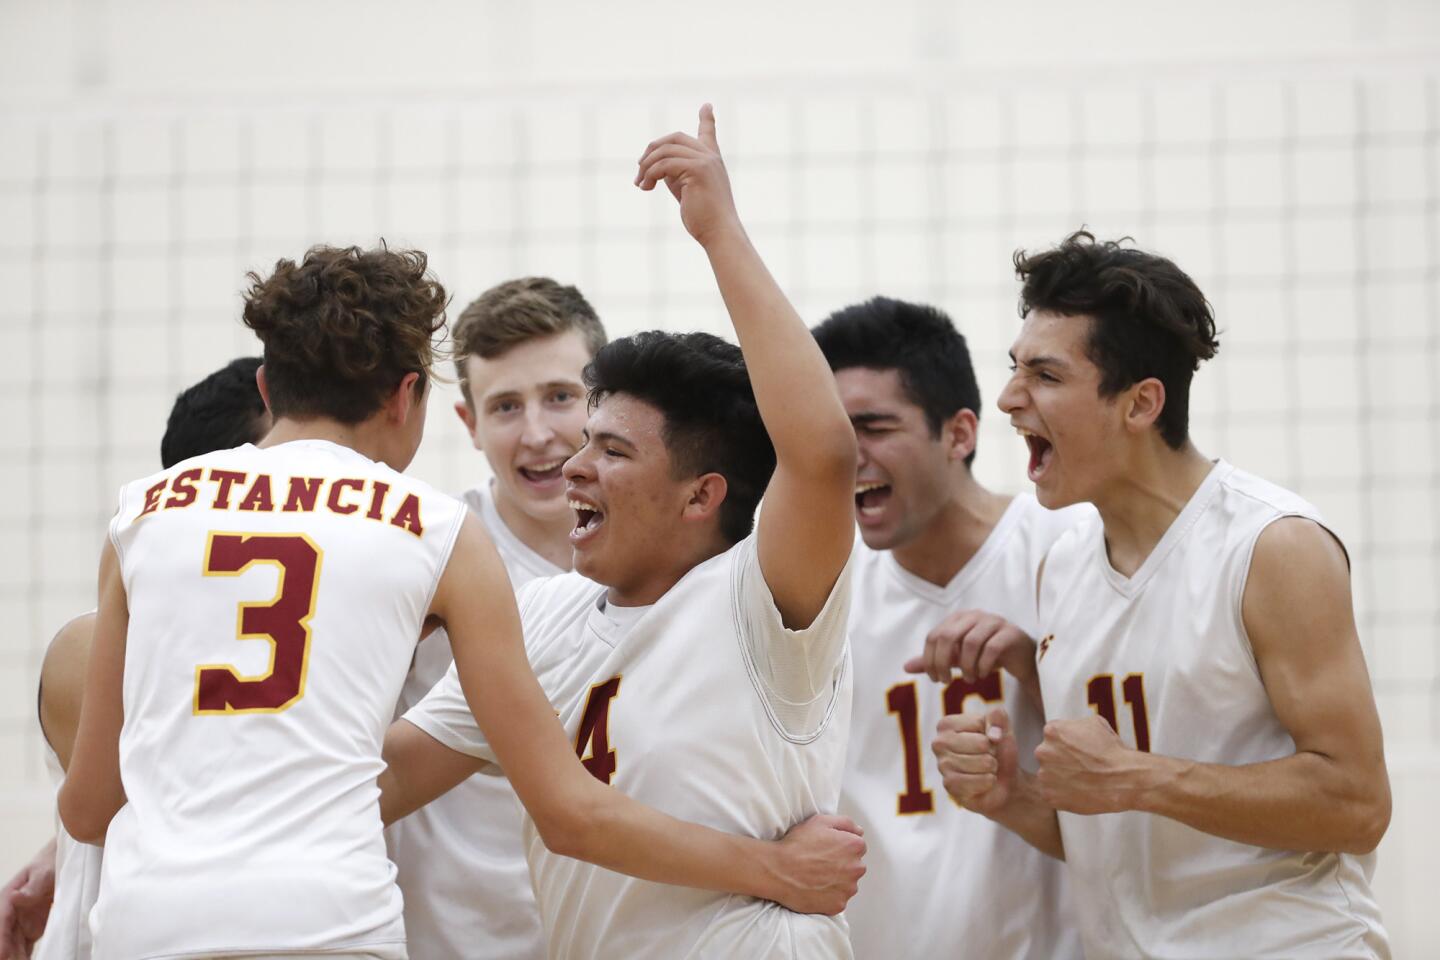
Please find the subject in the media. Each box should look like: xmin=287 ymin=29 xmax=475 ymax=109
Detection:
xmin=1342 ymin=789 xmax=1391 ymax=856
xmin=58 ymin=783 xmax=112 ymax=846
xmin=532 ymin=800 xmax=611 ymax=863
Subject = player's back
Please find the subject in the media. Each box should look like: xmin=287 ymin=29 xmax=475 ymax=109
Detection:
xmin=94 ymin=439 xmax=465 ymax=960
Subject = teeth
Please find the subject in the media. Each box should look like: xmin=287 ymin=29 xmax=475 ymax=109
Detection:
xmin=854 ymin=482 xmax=888 ymax=494
xmin=1015 ymin=426 xmax=1034 ymax=437
xmin=567 ymin=499 xmax=594 ymax=511
xmin=524 ymin=460 xmax=564 ymax=472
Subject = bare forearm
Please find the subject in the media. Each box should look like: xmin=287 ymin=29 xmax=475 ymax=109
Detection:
xmin=549 ymin=788 xmax=784 ymax=901
xmin=991 ymin=771 xmax=1065 ymax=860
xmin=1129 ymin=751 xmax=1389 ymax=855
xmin=701 ymin=228 xmax=852 ymax=468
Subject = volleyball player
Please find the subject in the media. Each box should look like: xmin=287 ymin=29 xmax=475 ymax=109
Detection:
xmin=385 ymin=105 xmax=862 ymax=958
xmin=0 ymin=357 xmax=272 ymax=960
xmin=387 ymin=278 xmax=605 ymax=959
xmin=811 ymin=298 xmax=1082 ymax=959
xmin=932 ymin=232 xmax=1392 ymax=958
xmin=59 ymin=243 xmax=864 ymax=959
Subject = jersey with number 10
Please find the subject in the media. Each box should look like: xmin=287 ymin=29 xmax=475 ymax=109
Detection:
xmin=94 ymin=439 xmax=466 ymax=960
xmin=841 ymin=494 xmax=1084 ymax=960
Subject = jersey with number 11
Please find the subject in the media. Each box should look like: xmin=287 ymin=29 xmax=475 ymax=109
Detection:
xmin=94 ymin=439 xmax=467 ymax=960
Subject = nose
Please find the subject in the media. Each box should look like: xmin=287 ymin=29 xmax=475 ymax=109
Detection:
xmin=997 ymin=371 xmax=1025 ymax=416
xmin=562 ymin=444 xmax=593 ymax=483
xmin=521 ymin=406 xmax=558 ymax=448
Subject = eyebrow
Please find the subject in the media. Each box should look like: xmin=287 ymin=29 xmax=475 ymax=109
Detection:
xmin=585 ymin=429 xmax=636 ymax=450
xmin=480 ymin=379 xmax=586 ymax=403
xmin=1009 ymin=351 xmax=1071 ymax=370
xmin=850 ymin=412 xmax=902 ymax=427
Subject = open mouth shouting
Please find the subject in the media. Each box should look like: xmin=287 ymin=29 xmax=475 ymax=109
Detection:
xmin=854 ymin=480 xmax=893 ymax=524
xmin=568 ymin=494 xmax=606 ymax=544
xmin=1016 ymin=426 xmax=1054 ymax=483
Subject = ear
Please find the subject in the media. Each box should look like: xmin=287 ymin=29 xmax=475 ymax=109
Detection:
xmin=454 ymin=398 xmax=479 ymax=440
xmin=255 ymin=365 xmax=273 ymax=414
xmin=386 ymin=372 xmax=424 ymax=426
xmin=942 ymin=408 xmax=979 ymax=465
xmin=1124 ymin=378 xmax=1166 ymax=435
xmin=680 ymin=472 xmax=729 ymax=525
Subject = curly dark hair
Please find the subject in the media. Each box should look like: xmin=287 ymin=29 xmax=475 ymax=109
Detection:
xmin=160 ymin=357 xmax=269 ymax=468
xmin=812 ymin=296 xmax=982 ymax=466
xmin=584 ymin=331 xmax=776 ymax=546
xmin=1013 ymin=231 xmax=1220 ymax=449
xmin=242 ymin=244 xmax=448 ymax=424
xmin=453 ymin=277 xmax=607 ymax=405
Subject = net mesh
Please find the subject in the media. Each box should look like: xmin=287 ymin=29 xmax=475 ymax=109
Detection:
xmin=0 ymin=69 xmax=1436 ymax=783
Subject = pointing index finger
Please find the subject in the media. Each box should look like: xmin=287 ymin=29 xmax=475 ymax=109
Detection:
xmin=698 ymin=103 xmax=718 ymax=149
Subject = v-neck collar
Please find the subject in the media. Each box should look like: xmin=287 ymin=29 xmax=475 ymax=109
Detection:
xmin=1096 ymin=460 xmax=1232 ymax=598
xmin=883 ymin=495 xmax=1030 ymax=606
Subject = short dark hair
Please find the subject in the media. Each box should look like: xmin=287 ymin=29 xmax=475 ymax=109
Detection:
xmin=812 ymin=296 xmax=982 ymax=467
xmin=584 ymin=331 xmax=775 ymax=546
xmin=1013 ymin=231 xmax=1219 ymax=449
xmin=160 ymin=357 xmax=269 ymax=468
xmin=453 ymin=278 xmax=607 ymax=405
xmin=241 ymin=245 xmax=447 ymax=424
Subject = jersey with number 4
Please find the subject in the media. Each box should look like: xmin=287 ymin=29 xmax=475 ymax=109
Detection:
xmin=841 ymin=494 xmax=1084 ymax=960
xmin=407 ymin=535 xmax=854 ymax=960
xmin=1037 ymin=461 xmax=1389 ymax=959
xmin=95 ymin=439 xmax=466 ymax=960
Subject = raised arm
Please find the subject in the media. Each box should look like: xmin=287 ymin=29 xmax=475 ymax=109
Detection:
xmin=637 ymin=105 xmax=857 ymax=628
xmin=57 ymin=542 xmax=129 ymax=845
xmin=1032 ymin=518 xmax=1390 ymax=854
xmin=427 ymin=514 xmax=864 ymax=913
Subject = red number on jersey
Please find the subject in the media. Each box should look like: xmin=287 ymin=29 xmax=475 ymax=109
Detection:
xmin=194 ymin=532 xmax=323 ymax=714
xmin=574 ymin=676 xmax=622 ymax=784
xmin=888 ymin=672 xmax=1004 ymax=816
xmin=1086 ymin=672 xmax=1151 ymax=752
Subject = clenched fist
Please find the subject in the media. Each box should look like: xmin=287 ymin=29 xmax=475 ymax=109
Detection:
xmin=1034 ymin=715 xmax=1147 ymax=815
xmin=932 ymin=706 xmax=1018 ymax=816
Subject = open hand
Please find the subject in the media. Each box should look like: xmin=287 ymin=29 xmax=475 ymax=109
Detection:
xmin=0 ymin=841 xmax=55 ymax=960
xmin=904 ymin=609 xmax=1037 ymax=687
xmin=636 ymin=104 xmax=742 ymax=248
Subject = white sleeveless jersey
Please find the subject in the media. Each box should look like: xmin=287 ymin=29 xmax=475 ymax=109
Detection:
xmin=33 ymin=744 xmax=102 ymax=960
xmin=841 ymin=495 xmax=1085 ymax=960
xmin=407 ymin=535 xmax=854 ymax=959
xmin=1036 ymin=461 xmax=1390 ymax=960
xmin=96 ymin=439 xmax=466 ymax=960
xmin=386 ymin=481 xmax=559 ymax=960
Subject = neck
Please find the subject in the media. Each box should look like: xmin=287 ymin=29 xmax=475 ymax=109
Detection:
xmin=1093 ymin=441 xmax=1215 ymax=577
xmin=260 ymin=416 xmax=389 ymax=465
xmin=489 ymin=483 xmax=576 ymax=571
xmin=604 ymin=530 xmax=731 ymax=608
xmin=890 ymin=472 xmax=1012 ymax=587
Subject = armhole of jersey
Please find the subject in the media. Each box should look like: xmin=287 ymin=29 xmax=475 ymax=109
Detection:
xmin=1233 ymin=512 xmax=1346 ymax=678
xmin=107 ymin=482 xmax=129 ymax=572
xmin=420 ymin=502 xmax=469 ymax=621
xmin=727 ymin=541 xmax=851 ymax=746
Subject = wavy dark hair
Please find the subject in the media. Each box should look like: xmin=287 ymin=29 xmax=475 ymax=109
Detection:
xmin=1014 ymin=231 xmax=1219 ymax=449
xmin=812 ymin=296 xmax=982 ymax=466
xmin=584 ymin=331 xmax=775 ymax=545
xmin=242 ymin=244 xmax=448 ymax=424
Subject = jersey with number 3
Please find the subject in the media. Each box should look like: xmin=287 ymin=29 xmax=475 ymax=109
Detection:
xmin=407 ymin=534 xmax=853 ymax=959
xmin=1037 ymin=461 xmax=1389 ymax=959
xmin=841 ymin=494 xmax=1084 ymax=960
xmin=94 ymin=439 xmax=466 ymax=960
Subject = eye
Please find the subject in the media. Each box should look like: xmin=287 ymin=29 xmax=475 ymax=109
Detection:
xmin=1037 ymin=372 xmax=1059 ymax=384
xmin=548 ymin=389 xmax=577 ymax=405
xmin=490 ymin=399 xmax=521 ymax=415
xmin=604 ymin=448 xmax=626 ymax=459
